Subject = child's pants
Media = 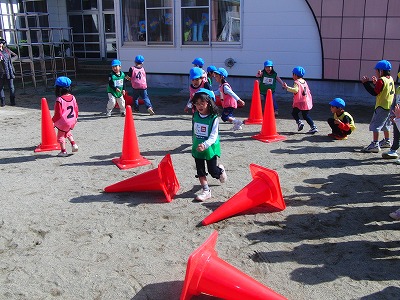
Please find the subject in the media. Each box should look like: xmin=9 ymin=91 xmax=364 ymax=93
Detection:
xmin=107 ymin=93 xmax=126 ymax=114
xmin=131 ymin=88 xmax=153 ymax=110
xmin=292 ymin=107 xmax=315 ymax=127
xmin=195 ymin=157 xmax=222 ymax=179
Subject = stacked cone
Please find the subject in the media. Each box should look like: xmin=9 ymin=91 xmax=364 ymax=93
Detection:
xmin=244 ymin=80 xmax=263 ymax=125
xmin=252 ymin=89 xmax=286 ymax=143
xmin=105 ymin=154 xmax=180 ymax=202
xmin=34 ymin=97 xmax=61 ymax=152
xmin=180 ymin=230 xmax=287 ymax=300
xmin=112 ymin=105 xmax=151 ymax=169
xmin=201 ymin=164 xmax=286 ymax=226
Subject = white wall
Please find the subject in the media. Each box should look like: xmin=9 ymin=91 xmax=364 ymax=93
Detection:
xmin=118 ymin=0 xmax=322 ymax=80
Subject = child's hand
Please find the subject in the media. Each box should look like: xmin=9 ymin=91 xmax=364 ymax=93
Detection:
xmin=371 ymin=76 xmax=378 ymax=84
xmin=196 ymin=143 xmax=205 ymax=152
xmin=256 ymin=70 xmax=262 ymax=77
xmin=122 ymin=90 xmax=126 ymax=96
xmin=394 ymin=104 xmax=400 ymax=118
xmin=184 ymin=106 xmax=190 ymax=113
xmin=237 ymin=99 xmax=245 ymax=107
xmin=125 ymin=76 xmax=130 ymax=81
xmin=361 ymin=76 xmax=369 ymax=83
xmin=334 ymin=119 xmax=342 ymax=125
xmin=282 ymin=82 xmax=288 ymax=89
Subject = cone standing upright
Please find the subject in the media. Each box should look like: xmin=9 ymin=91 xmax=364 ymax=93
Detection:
xmin=252 ymin=89 xmax=286 ymax=143
xmin=34 ymin=97 xmax=61 ymax=152
xmin=180 ymin=230 xmax=287 ymax=300
xmin=244 ymin=80 xmax=263 ymax=125
xmin=112 ymin=105 xmax=151 ymax=169
xmin=201 ymin=164 xmax=286 ymax=226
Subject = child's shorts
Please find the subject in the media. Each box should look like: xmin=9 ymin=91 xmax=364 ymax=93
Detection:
xmin=369 ymin=107 xmax=391 ymax=132
xmin=221 ymin=107 xmax=235 ymax=122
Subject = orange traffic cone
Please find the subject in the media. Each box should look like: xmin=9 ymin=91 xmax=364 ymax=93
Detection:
xmin=244 ymin=80 xmax=263 ymax=125
xmin=112 ymin=105 xmax=151 ymax=169
xmin=252 ymin=89 xmax=286 ymax=143
xmin=34 ymin=98 xmax=61 ymax=152
xmin=180 ymin=230 xmax=287 ymax=300
xmin=201 ymin=164 xmax=286 ymax=226
xmin=105 ymin=154 xmax=180 ymax=202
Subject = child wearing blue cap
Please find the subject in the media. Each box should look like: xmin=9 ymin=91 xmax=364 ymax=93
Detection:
xmin=126 ymin=55 xmax=155 ymax=115
xmin=105 ymin=59 xmax=126 ymax=117
xmin=190 ymin=88 xmax=226 ymax=201
xmin=327 ymin=98 xmax=356 ymax=140
xmin=184 ymin=67 xmax=212 ymax=113
xmin=52 ymin=76 xmax=79 ymax=157
xmin=283 ymin=66 xmax=318 ymax=134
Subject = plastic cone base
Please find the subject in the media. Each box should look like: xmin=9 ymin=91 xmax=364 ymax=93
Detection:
xmin=201 ymin=164 xmax=286 ymax=226
xmin=180 ymin=231 xmax=287 ymax=300
xmin=105 ymin=154 xmax=180 ymax=202
xmin=244 ymin=80 xmax=263 ymax=125
xmin=34 ymin=98 xmax=61 ymax=152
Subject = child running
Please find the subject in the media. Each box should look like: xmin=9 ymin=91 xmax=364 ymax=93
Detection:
xmin=191 ymin=88 xmax=227 ymax=201
xmin=52 ymin=76 xmax=79 ymax=157
xmin=213 ymin=67 xmax=245 ymax=131
xmin=184 ymin=67 xmax=212 ymax=113
xmin=105 ymin=59 xmax=126 ymax=117
xmin=283 ymin=66 xmax=318 ymax=134
xmin=327 ymin=98 xmax=356 ymax=140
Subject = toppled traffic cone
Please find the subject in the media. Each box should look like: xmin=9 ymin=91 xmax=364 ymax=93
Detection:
xmin=105 ymin=154 xmax=180 ymax=202
xmin=244 ymin=80 xmax=263 ymax=125
xmin=112 ymin=105 xmax=151 ymax=169
xmin=180 ymin=230 xmax=287 ymax=300
xmin=252 ymin=89 xmax=286 ymax=143
xmin=201 ymin=164 xmax=286 ymax=226
xmin=34 ymin=98 xmax=61 ymax=152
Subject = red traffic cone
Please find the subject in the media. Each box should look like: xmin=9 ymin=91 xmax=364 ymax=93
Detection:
xmin=34 ymin=98 xmax=61 ymax=152
xmin=252 ymin=89 xmax=286 ymax=143
xmin=105 ymin=154 xmax=180 ymax=202
xmin=244 ymin=80 xmax=263 ymax=125
xmin=112 ymin=105 xmax=151 ymax=169
xmin=180 ymin=230 xmax=287 ymax=300
xmin=201 ymin=164 xmax=286 ymax=226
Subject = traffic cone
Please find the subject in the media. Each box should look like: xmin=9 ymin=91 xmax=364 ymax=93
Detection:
xmin=201 ymin=164 xmax=286 ymax=226
xmin=180 ymin=230 xmax=287 ymax=300
xmin=252 ymin=89 xmax=286 ymax=143
xmin=244 ymin=80 xmax=263 ymax=125
xmin=105 ymin=154 xmax=180 ymax=202
xmin=112 ymin=105 xmax=151 ymax=169
xmin=34 ymin=98 xmax=61 ymax=152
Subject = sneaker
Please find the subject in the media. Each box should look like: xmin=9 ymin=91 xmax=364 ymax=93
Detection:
xmin=379 ymin=139 xmax=391 ymax=149
xmin=57 ymin=151 xmax=68 ymax=157
xmin=195 ymin=189 xmax=212 ymax=201
xmin=106 ymin=111 xmax=112 ymax=117
xmin=121 ymin=112 xmax=126 ymax=117
xmin=382 ymin=150 xmax=398 ymax=159
xmin=395 ymin=159 xmax=400 ymax=165
xmin=274 ymin=111 xmax=279 ymax=116
xmin=308 ymin=126 xmax=318 ymax=134
xmin=362 ymin=142 xmax=380 ymax=153
xmin=297 ymin=122 xmax=304 ymax=131
xmin=389 ymin=209 xmax=400 ymax=220
xmin=72 ymin=144 xmax=79 ymax=153
xmin=218 ymin=164 xmax=227 ymax=183
xmin=232 ymin=119 xmax=243 ymax=131
xmin=147 ymin=107 xmax=155 ymax=115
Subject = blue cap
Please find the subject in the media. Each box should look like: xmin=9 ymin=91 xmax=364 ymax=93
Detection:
xmin=192 ymin=57 xmax=205 ymax=67
xmin=292 ymin=66 xmax=305 ymax=77
xmin=207 ymin=65 xmax=217 ymax=73
xmin=374 ymin=60 xmax=391 ymax=71
xmin=264 ymin=60 xmax=273 ymax=67
xmin=135 ymin=55 xmax=145 ymax=63
xmin=190 ymin=67 xmax=203 ymax=80
xmin=214 ymin=67 xmax=228 ymax=78
xmin=55 ymin=76 xmax=72 ymax=87
xmin=329 ymin=98 xmax=346 ymax=108
xmin=194 ymin=88 xmax=216 ymax=102
xmin=111 ymin=59 xmax=121 ymax=66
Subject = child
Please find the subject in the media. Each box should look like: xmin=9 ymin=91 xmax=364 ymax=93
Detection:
xmin=126 ymin=55 xmax=155 ymax=115
xmin=388 ymin=104 xmax=400 ymax=220
xmin=184 ymin=67 xmax=212 ymax=113
xmin=213 ymin=67 xmax=245 ymax=131
xmin=206 ymin=65 xmax=217 ymax=86
xmin=283 ymin=66 xmax=318 ymax=133
xmin=361 ymin=59 xmax=394 ymax=153
xmin=327 ymin=98 xmax=356 ymax=140
xmin=105 ymin=59 xmax=126 ymax=117
xmin=191 ymin=88 xmax=227 ymax=201
xmin=256 ymin=60 xmax=284 ymax=115
xmin=192 ymin=57 xmax=207 ymax=82
xmin=52 ymin=76 xmax=79 ymax=157
xmin=382 ymin=72 xmax=400 ymax=159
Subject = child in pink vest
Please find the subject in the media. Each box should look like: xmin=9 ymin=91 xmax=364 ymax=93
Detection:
xmin=52 ymin=76 xmax=79 ymax=157
xmin=283 ymin=66 xmax=318 ymax=134
xmin=184 ymin=67 xmax=212 ymax=113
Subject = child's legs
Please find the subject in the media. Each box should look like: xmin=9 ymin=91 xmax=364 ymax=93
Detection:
xmin=291 ymin=107 xmax=301 ymax=123
xmin=369 ymin=107 xmax=390 ymax=140
xmin=272 ymin=92 xmax=278 ymax=111
xmin=206 ymin=156 xmax=222 ymax=179
xmin=65 ymin=131 xmax=75 ymax=145
xmin=57 ymin=130 xmax=67 ymax=151
xmin=221 ymin=107 xmax=235 ymax=123
xmin=106 ymin=93 xmax=116 ymax=112
xmin=141 ymin=89 xmax=153 ymax=108
xmin=327 ymin=118 xmax=341 ymax=134
xmin=195 ymin=158 xmax=208 ymax=187
xmin=301 ymin=110 xmax=315 ymax=127
xmin=131 ymin=89 xmax=140 ymax=110
xmin=391 ymin=123 xmax=400 ymax=151
xmin=116 ymin=96 xmax=126 ymax=113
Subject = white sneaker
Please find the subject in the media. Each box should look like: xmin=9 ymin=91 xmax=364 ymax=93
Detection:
xmin=147 ymin=107 xmax=155 ymax=115
xmin=382 ymin=150 xmax=398 ymax=159
xmin=308 ymin=126 xmax=318 ymax=134
xmin=218 ymin=164 xmax=227 ymax=183
xmin=362 ymin=142 xmax=380 ymax=153
xmin=232 ymin=119 xmax=243 ymax=131
xmin=195 ymin=189 xmax=211 ymax=201
xmin=72 ymin=144 xmax=79 ymax=153
xmin=57 ymin=151 xmax=68 ymax=157
xmin=297 ymin=122 xmax=304 ymax=131
xmin=379 ymin=139 xmax=391 ymax=149
xmin=106 ymin=111 xmax=112 ymax=117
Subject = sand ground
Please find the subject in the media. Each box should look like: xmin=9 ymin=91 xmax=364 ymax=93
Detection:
xmin=0 ymin=77 xmax=400 ymax=300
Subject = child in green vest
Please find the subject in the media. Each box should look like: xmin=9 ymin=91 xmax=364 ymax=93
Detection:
xmin=105 ymin=59 xmax=126 ymax=117
xmin=191 ymin=88 xmax=227 ymax=201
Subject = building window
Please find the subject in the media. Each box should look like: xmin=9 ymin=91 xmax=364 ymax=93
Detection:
xmin=211 ymin=0 xmax=240 ymax=42
xmin=182 ymin=0 xmax=209 ymax=45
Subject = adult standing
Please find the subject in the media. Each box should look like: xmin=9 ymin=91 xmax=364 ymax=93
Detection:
xmin=0 ymin=38 xmax=18 ymax=106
